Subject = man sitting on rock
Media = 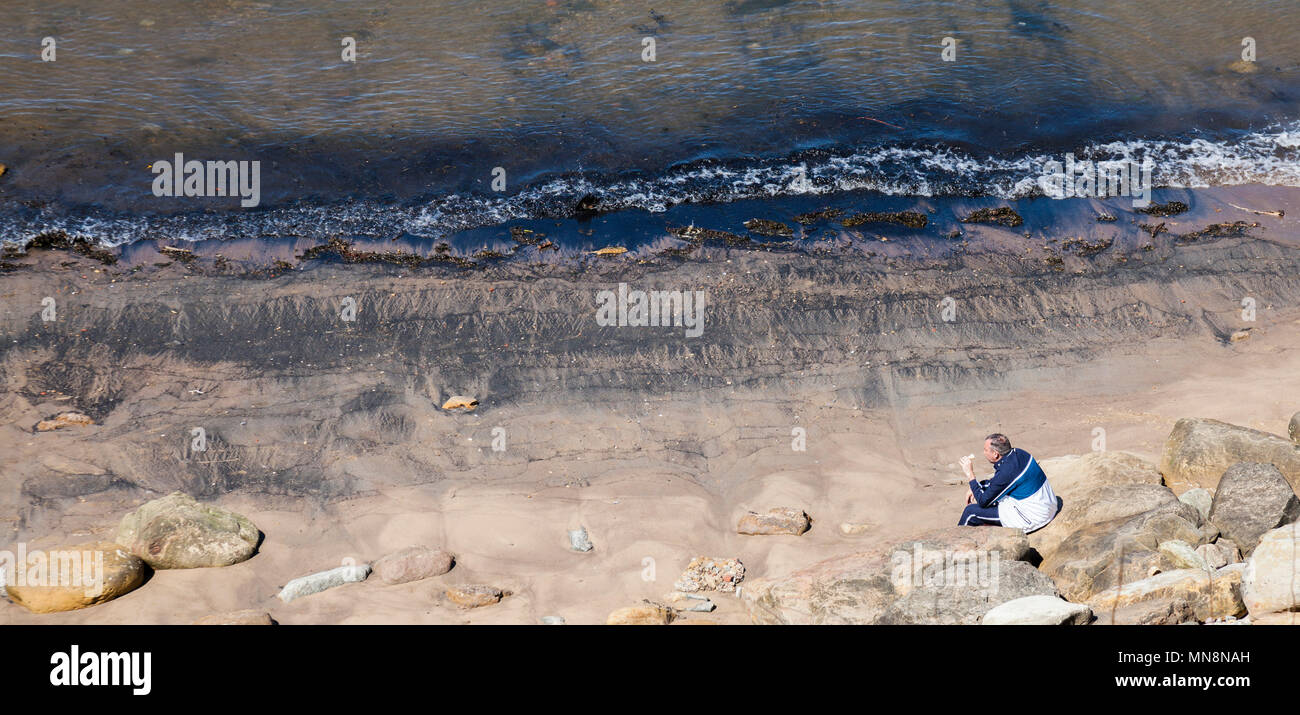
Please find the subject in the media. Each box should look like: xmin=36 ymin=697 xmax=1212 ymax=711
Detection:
xmin=958 ymin=433 xmax=1058 ymax=532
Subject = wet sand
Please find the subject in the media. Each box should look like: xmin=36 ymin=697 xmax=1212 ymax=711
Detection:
xmin=1 ymin=185 xmax=1298 ymax=624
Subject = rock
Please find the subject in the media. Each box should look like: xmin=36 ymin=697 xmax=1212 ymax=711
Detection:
xmin=744 ymin=526 xmax=1049 ymax=625
xmin=116 ymin=492 xmax=260 ymax=569
xmin=1249 ymin=612 xmax=1300 ymax=625
xmin=673 ymin=557 xmax=745 ymax=593
xmin=1159 ymin=540 xmax=1209 ymax=571
xmin=982 ymin=595 xmax=1092 ymax=625
xmin=1227 ymin=59 xmax=1260 ymax=74
xmin=607 ymin=604 xmax=674 ymax=625
xmin=591 ymin=246 xmax=628 ymax=256
xmin=683 ymin=599 xmax=716 ymax=613
xmin=1215 ymin=538 xmax=1243 ymax=563
xmin=540 ymin=616 xmax=565 ymax=625
xmin=1208 ymin=462 xmax=1300 ymax=555
xmin=445 ymin=584 xmax=505 ymax=608
xmin=372 ymin=546 xmax=454 ymax=585
xmin=39 ymin=454 xmax=106 ymax=475
xmin=1241 ymin=521 xmax=1300 ymax=616
xmin=1093 ymin=597 xmax=1197 ymax=625
xmin=1290 ymin=412 xmax=1300 ymax=443
xmin=192 ymin=610 xmax=275 ymax=625
xmin=1041 ymin=501 xmax=1207 ymax=602
xmin=839 ymin=522 xmax=872 ymax=535
xmin=1178 ymin=488 xmax=1214 ymax=523
xmin=1159 ymin=418 xmax=1300 ymax=490
xmin=1087 ymin=566 xmax=1246 ymax=622
xmin=1197 ymin=543 xmax=1229 ymax=570
xmin=568 ymin=527 xmax=593 ymax=552
xmin=961 ymin=206 xmax=1023 ymax=227
xmin=1229 ymin=329 xmax=1251 ymax=343
xmin=1029 ymin=452 xmax=1170 ymax=561
xmin=35 ymin=412 xmax=94 ymax=431
xmin=277 ymin=563 xmax=371 ymax=603
xmin=4 ymin=542 xmax=146 ymax=614
xmin=441 ymin=395 xmax=478 ymax=411
xmin=737 ymin=507 xmax=810 ymax=536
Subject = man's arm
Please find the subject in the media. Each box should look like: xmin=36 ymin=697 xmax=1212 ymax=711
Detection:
xmin=970 ymin=454 xmax=1020 ymax=508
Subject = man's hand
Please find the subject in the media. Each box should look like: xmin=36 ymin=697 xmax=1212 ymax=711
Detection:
xmin=965 ymin=489 xmax=975 ymax=506
xmin=959 ymin=454 xmax=976 ymax=480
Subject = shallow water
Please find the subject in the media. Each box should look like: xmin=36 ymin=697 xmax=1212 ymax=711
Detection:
xmin=1 ymin=0 xmax=1297 ymax=249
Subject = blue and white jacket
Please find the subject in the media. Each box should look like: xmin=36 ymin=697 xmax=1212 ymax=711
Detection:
xmin=969 ymin=447 xmax=1058 ymax=532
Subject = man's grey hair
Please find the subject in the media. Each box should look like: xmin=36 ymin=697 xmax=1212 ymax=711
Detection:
xmin=985 ymin=433 xmax=1012 ymax=456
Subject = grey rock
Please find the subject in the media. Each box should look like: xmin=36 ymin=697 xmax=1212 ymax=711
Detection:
xmin=1208 ymin=462 xmax=1300 ymax=555
xmin=540 ymin=616 xmax=566 ymax=625
xmin=982 ymin=595 xmax=1092 ymax=625
xmin=1159 ymin=540 xmax=1209 ymax=571
xmin=1290 ymin=411 xmax=1300 ymax=443
xmin=1178 ymin=488 xmax=1214 ymax=523
xmin=278 ymin=563 xmax=371 ymax=603
xmin=568 ymin=527 xmax=594 ymax=552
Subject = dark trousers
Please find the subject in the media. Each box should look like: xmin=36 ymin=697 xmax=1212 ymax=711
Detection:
xmin=959 ymin=502 xmax=1001 ymax=526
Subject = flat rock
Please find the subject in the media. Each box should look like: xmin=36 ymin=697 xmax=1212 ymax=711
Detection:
xmin=441 ymin=395 xmax=478 ymax=411
xmin=1029 ymin=452 xmax=1170 ymax=561
xmin=1086 ymin=566 xmax=1246 ymax=623
xmin=1093 ymin=596 xmax=1197 ymax=625
xmin=372 ymin=546 xmax=454 ymax=585
xmin=744 ymin=526 xmax=1047 ymax=625
xmin=1242 ymin=521 xmax=1300 ymax=616
xmin=1208 ymin=462 xmax=1300 ymax=555
xmin=1159 ymin=418 xmax=1300 ymax=491
xmin=982 ymin=595 xmax=1092 ymax=625
xmin=192 ymin=610 xmax=275 ymax=625
xmin=278 ymin=563 xmax=371 ymax=603
xmin=607 ymin=604 xmax=673 ymax=625
xmin=1159 ymin=540 xmax=1209 ymax=571
xmin=22 ymin=472 xmax=117 ymax=500
xmin=5 ymin=542 xmax=145 ymax=614
xmin=116 ymin=492 xmax=260 ymax=569
xmin=737 ymin=507 xmax=810 ymax=536
xmin=1041 ymin=501 xmax=1207 ymax=602
xmin=445 ymin=584 xmax=504 ymax=608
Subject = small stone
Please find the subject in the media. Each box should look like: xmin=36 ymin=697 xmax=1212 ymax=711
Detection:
xmin=540 ymin=615 xmax=565 ymax=625
xmin=1229 ymin=329 xmax=1251 ymax=343
xmin=607 ymin=604 xmax=673 ymax=625
xmin=35 ymin=412 xmax=94 ymax=432
xmin=683 ymin=599 xmax=716 ymax=613
xmin=1196 ymin=543 xmax=1229 ymax=570
xmin=982 ymin=595 xmax=1092 ymax=625
xmin=568 ymin=527 xmax=593 ymax=552
xmin=442 ymin=395 xmax=478 ymax=411
xmin=1159 ymin=540 xmax=1209 ymax=571
xmin=737 ymin=507 xmax=810 ymax=535
xmin=192 ymin=610 xmax=275 ymax=625
xmin=445 ymin=584 xmax=505 ymax=608
xmin=372 ymin=546 xmax=454 ymax=585
xmin=839 ymin=522 xmax=872 ymax=535
xmin=591 ymin=246 xmax=628 ymax=256
xmin=1289 ymin=411 xmax=1300 ymax=443
xmin=673 ymin=556 xmax=745 ymax=593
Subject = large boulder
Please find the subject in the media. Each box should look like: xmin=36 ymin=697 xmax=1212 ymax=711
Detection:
xmin=1087 ymin=565 xmax=1246 ymax=622
xmin=744 ymin=527 xmax=1053 ymax=625
xmin=1160 ymin=418 xmax=1300 ymax=491
xmin=1041 ymin=501 xmax=1208 ymax=602
xmin=4 ymin=542 xmax=146 ymax=614
xmin=1241 ymin=521 xmax=1300 ymax=616
xmin=1029 ymin=452 xmax=1169 ymax=561
xmin=116 ymin=492 xmax=260 ymax=569
xmin=1207 ymin=462 xmax=1300 ymax=555
xmin=981 ymin=595 xmax=1092 ymax=625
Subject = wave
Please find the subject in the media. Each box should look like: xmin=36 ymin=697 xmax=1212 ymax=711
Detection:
xmin=6 ymin=121 xmax=1299 ymax=248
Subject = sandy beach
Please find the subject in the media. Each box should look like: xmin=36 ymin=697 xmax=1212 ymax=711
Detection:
xmin=2 ymin=185 xmax=1297 ymax=624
